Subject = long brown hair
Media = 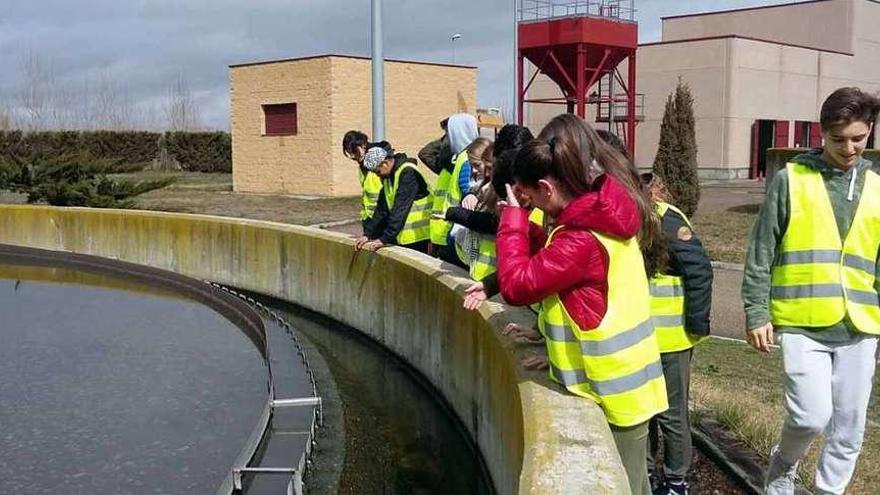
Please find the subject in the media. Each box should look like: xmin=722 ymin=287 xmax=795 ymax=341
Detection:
xmin=513 ymin=113 xmax=667 ymax=277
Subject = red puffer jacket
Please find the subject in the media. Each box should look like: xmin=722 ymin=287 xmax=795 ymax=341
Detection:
xmin=497 ymin=175 xmax=642 ymax=331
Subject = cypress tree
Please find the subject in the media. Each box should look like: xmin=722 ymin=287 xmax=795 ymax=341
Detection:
xmin=653 ymin=78 xmax=700 ymax=217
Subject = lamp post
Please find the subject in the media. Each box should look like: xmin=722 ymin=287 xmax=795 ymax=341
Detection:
xmin=371 ymin=0 xmax=385 ymax=140
xmin=451 ymin=33 xmax=462 ymax=64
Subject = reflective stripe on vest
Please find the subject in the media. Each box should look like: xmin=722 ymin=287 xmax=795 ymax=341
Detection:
xmin=650 ymin=201 xmax=702 ymax=353
xmin=429 ymin=150 xmax=469 ymax=245
xmin=444 ymin=149 xmax=469 ymax=210
xmin=431 ymin=150 xmax=467 ymax=246
xmin=384 ymin=163 xmax=432 ymax=245
xmin=538 ymin=227 xmax=668 ymax=427
xmin=770 ymin=163 xmax=880 ymax=332
xmin=359 ymin=168 xmax=383 ymax=221
xmin=469 ymin=237 xmax=497 ymax=281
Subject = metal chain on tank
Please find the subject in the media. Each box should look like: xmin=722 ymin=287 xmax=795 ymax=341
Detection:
xmin=207 ymin=281 xmax=322 ymax=494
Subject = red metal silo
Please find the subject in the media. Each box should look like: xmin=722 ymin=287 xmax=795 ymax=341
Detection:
xmin=517 ymin=0 xmax=642 ymax=156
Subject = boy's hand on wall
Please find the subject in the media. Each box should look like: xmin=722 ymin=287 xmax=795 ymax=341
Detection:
xmin=746 ymin=322 xmax=775 ymax=353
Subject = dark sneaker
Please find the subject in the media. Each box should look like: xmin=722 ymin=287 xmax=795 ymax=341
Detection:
xmin=654 ymin=480 xmax=688 ymax=495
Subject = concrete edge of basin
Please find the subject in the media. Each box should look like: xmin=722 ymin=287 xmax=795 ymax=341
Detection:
xmin=0 ymin=205 xmax=631 ymax=494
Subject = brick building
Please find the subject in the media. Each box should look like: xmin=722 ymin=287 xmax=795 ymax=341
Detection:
xmin=524 ymin=0 xmax=880 ymax=180
xmin=229 ymin=54 xmax=477 ymax=196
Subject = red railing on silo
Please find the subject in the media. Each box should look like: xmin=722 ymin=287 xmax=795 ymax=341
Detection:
xmin=517 ymin=0 xmax=643 ymax=157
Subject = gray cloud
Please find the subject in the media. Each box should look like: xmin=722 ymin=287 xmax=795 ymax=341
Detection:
xmin=0 ymin=0 xmax=785 ymax=130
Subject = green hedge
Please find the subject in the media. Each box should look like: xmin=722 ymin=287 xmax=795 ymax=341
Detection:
xmin=164 ymin=132 xmax=231 ymax=173
xmin=0 ymin=130 xmax=231 ymax=173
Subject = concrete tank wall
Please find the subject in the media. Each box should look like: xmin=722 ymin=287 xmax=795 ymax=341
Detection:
xmin=0 ymin=205 xmax=629 ymax=494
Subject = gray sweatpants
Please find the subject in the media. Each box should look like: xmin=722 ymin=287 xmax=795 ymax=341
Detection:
xmin=648 ymin=348 xmax=693 ymax=483
xmin=774 ymin=332 xmax=878 ymax=495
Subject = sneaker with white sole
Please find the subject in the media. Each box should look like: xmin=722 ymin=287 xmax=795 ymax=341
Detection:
xmin=765 ymin=445 xmax=799 ymax=495
xmin=654 ymin=480 xmax=688 ymax=495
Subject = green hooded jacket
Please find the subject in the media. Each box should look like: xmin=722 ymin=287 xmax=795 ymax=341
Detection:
xmin=741 ymin=149 xmax=880 ymax=342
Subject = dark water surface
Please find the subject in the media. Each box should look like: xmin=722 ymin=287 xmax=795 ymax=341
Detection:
xmin=0 ymin=272 xmax=268 ymax=493
xmin=267 ymin=299 xmax=494 ymax=495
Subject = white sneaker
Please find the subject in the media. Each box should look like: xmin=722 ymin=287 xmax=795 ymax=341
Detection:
xmin=765 ymin=445 xmax=799 ymax=495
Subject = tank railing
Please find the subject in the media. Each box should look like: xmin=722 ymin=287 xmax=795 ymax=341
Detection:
xmin=518 ymin=0 xmax=635 ymax=22
xmin=210 ymin=282 xmax=322 ymax=495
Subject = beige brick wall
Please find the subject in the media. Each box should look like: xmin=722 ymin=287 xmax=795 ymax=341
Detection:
xmin=330 ymin=57 xmax=477 ymax=195
xmin=231 ymin=55 xmax=477 ymax=197
xmin=230 ymin=58 xmax=334 ymax=196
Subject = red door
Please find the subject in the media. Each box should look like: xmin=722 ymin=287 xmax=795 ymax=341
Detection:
xmin=750 ymin=121 xmax=760 ymax=179
xmin=775 ymin=120 xmax=790 ymax=148
xmin=809 ymin=122 xmax=823 ymax=148
xmin=793 ymin=121 xmax=805 ymax=148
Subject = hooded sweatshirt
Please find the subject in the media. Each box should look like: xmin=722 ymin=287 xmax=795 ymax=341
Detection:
xmin=741 ymin=149 xmax=880 ymax=342
xmin=446 ymin=114 xmax=479 ymax=198
xmin=497 ymin=174 xmax=641 ymax=330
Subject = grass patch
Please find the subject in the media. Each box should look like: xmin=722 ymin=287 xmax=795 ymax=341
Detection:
xmin=690 ymin=208 xmax=756 ymax=264
xmin=692 ymin=337 xmax=880 ymax=493
xmin=108 ymin=171 xmax=232 ymax=192
xmin=2 ymin=170 xmax=362 ymax=226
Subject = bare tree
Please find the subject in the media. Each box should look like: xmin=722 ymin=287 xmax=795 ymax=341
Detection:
xmin=165 ymin=74 xmax=200 ymax=131
xmin=0 ymin=96 xmax=12 ymax=131
xmin=89 ymin=70 xmax=135 ymax=130
xmin=18 ymin=50 xmax=56 ymax=130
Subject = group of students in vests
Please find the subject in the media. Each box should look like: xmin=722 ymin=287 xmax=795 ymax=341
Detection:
xmin=343 ymin=86 xmax=880 ymax=495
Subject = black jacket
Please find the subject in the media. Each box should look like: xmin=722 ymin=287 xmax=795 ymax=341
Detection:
xmin=418 ymin=135 xmax=453 ymax=175
xmin=445 ymin=206 xmax=498 ymax=235
xmin=661 ymin=207 xmax=713 ymax=336
xmin=363 ymin=154 xmax=430 ymax=245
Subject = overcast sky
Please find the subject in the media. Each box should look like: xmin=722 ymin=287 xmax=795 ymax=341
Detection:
xmin=0 ymin=0 xmax=792 ymax=130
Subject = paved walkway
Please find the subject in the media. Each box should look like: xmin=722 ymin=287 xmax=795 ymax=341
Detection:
xmin=710 ymin=266 xmax=746 ymax=340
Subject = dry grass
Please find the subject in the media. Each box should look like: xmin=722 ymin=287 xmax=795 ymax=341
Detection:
xmin=0 ymin=171 xmax=363 ymax=226
xmin=690 ymin=207 xmax=756 ymax=264
xmin=691 ymin=337 xmax=880 ymax=493
xmin=115 ymin=172 xmax=362 ymax=226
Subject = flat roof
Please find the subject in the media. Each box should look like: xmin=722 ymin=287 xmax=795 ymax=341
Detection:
xmin=229 ymin=53 xmax=477 ymax=70
xmin=660 ymin=0 xmax=832 ymax=21
xmin=640 ymin=34 xmax=854 ymax=56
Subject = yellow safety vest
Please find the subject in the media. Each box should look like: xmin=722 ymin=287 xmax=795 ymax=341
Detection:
xmin=770 ymin=163 xmax=880 ymax=332
xmin=383 ymin=162 xmax=432 ymax=245
xmin=358 ymin=168 xmax=383 ymax=221
xmin=538 ymin=226 xmax=668 ymax=427
xmin=469 ymin=236 xmax=497 ymax=281
xmin=526 ymin=208 xmax=547 ymax=314
xmin=430 ymin=150 xmax=469 ymax=245
xmin=650 ymin=201 xmax=703 ymax=353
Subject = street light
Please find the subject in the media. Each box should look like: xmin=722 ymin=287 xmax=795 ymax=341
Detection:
xmin=451 ymin=33 xmax=462 ymax=64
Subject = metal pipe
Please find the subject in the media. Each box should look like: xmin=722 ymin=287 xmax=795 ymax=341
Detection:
xmin=371 ymin=0 xmax=385 ymax=141
xmin=272 ymin=397 xmax=323 ymax=408
xmin=608 ymin=71 xmax=615 ymax=132
xmin=627 ymin=51 xmax=637 ymax=158
xmin=513 ymin=0 xmax=518 ymax=124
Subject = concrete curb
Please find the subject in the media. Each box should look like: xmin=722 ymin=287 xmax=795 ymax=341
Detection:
xmin=711 ymin=261 xmax=745 ymax=271
xmin=693 ymin=417 xmax=813 ymax=495
xmin=692 ymin=417 xmax=765 ymax=494
xmin=307 ymin=218 xmax=361 ymax=229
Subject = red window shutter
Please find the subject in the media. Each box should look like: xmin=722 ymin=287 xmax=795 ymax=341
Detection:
xmin=793 ymin=121 xmax=806 ymax=148
xmin=263 ymin=103 xmax=298 ymax=136
xmin=809 ymin=122 xmax=823 ymax=148
xmin=750 ymin=121 xmax=760 ymax=179
xmin=774 ymin=120 xmax=790 ymax=148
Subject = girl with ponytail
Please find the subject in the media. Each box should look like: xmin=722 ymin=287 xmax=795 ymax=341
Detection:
xmin=496 ymin=114 xmax=668 ymax=495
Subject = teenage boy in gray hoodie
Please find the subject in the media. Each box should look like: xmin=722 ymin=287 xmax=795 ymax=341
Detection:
xmin=742 ymin=87 xmax=880 ymax=495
